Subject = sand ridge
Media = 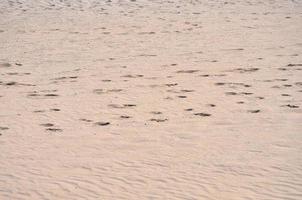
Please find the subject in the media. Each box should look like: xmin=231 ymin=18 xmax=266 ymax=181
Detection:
xmin=0 ymin=0 xmax=302 ymax=199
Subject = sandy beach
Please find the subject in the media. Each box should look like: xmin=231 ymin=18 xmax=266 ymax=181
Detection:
xmin=0 ymin=0 xmax=302 ymax=199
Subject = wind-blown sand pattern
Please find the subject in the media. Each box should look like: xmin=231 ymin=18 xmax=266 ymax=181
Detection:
xmin=0 ymin=0 xmax=302 ymax=199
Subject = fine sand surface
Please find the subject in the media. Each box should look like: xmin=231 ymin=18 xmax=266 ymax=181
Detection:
xmin=1 ymin=0 xmax=302 ymax=199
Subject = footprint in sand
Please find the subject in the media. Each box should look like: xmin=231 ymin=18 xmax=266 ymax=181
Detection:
xmin=120 ymin=115 xmax=131 ymax=119
xmin=6 ymin=72 xmax=30 ymax=76
xmin=181 ymin=89 xmax=195 ymax=93
xmin=241 ymin=92 xmax=253 ymax=95
xmin=149 ymin=118 xmax=168 ymax=122
xmin=278 ymin=63 xmax=302 ymax=71
xmin=215 ymin=82 xmax=251 ymax=88
xmin=51 ymin=76 xmax=78 ymax=83
xmin=93 ymin=89 xmax=123 ymax=94
xmin=165 ymin=83 xmax=178 ymax=87
xmin=102 ymin=79 xmax=112 ymax=82
xmin=287 ymin=63 xmax=302 ymax=67
xmin=215 ymin=82 xmax=226 ymax=86
xmin=40 ymin=123 xmax=62 ymax=132
xmin=199 ymin=74 xmax=210 ymax=77
xmin=0 ymin=126 xmax=9 ymax=131
xmin=33 ymin=110 xmax=46 ymax=113
xmin=225 ymin=92 xmax=238 ymax=96
xmin=248 ymin=110 xmax=261 ymax=113
xmin=50 ymin=108 xmax=60 ymax=112
xmin=27 ymin=91 xmax=58 ymax=98
xmin=176 ymin=70 xmax=199 ymax=74
xmin=79 ymin=118 xmax=93 ymax=122
xmin=295 ymin=82 xmax=302 ymax=87
xmin=121 ymin=74 xmax=144 ymax=78
xmin=4 ymin=82 xmax=18 ymax=86
xmin=281 ymin=104 xmax=299 ymax=108
xmin=46 ymin=128 xmax=63 ymax=132
xmin=94 ymin=122 xmax=110 ymax=126
xmin=150 ymin=111 xmax=162 ymax=115
xmin=194 ymin=113 xmax=211 ymax=117
xmin=123 ymin=104 xmax=136 ymax=107
xmin=44 ymin=94 xmax=59 ymax=97
xmin=225 ymin=92 xmax=253 ymax=96
xmin=40 ymin=123 xmax=54 ymax=127
xmin=0 ymin=63 xmax=11 ymax=68
xmin=227 ymin=67 xmax=259 ymax=73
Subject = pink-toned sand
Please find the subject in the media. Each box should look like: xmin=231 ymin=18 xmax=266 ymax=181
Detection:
xmin=0 ymin=0 xmax=302 ymax=199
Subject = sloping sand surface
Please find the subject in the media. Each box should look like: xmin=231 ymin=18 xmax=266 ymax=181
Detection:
xmin=0 ymin=0 xmax=302 ymax=199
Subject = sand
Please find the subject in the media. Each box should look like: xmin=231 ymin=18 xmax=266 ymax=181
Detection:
xmin=0 ymin=0 xmax=302 ymax=199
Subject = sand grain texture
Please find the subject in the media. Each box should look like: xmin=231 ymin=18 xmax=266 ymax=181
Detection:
xmin=0 ymin=0 xmax=302 ymax=199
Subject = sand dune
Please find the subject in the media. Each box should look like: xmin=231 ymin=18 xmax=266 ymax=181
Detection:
xmin=0 ymin=0 xmax=302 ymax=199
